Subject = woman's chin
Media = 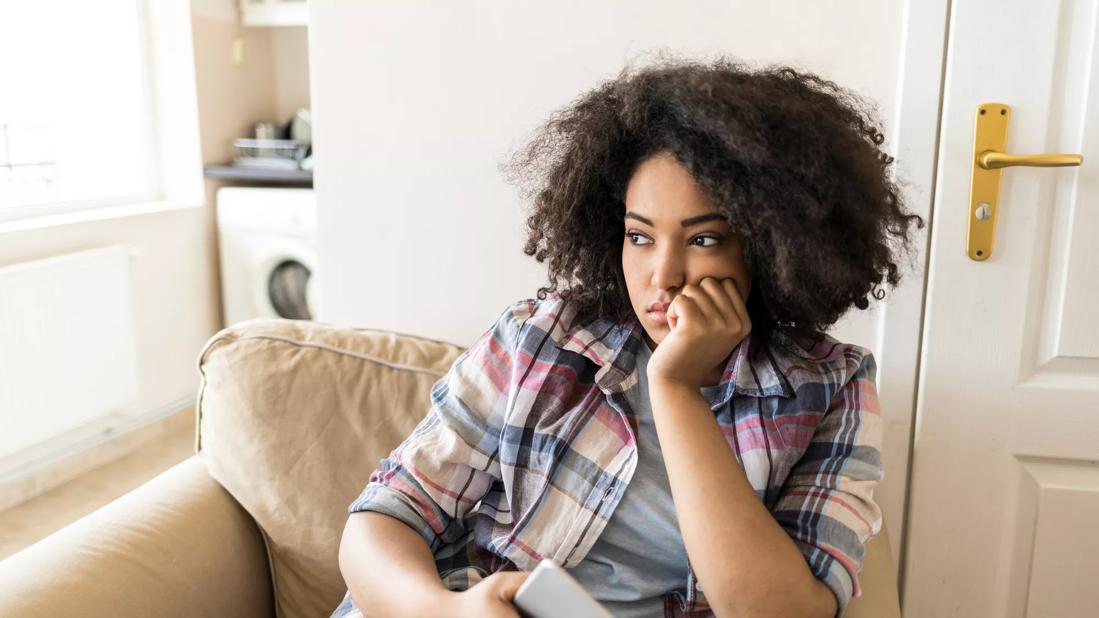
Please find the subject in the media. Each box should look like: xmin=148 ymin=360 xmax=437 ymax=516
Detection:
xmin=642 ymin=330 xmax=663 ymax=350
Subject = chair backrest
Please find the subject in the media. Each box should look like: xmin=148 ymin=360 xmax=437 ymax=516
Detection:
xmin=196 ymin=318 xmax=464 ymax=618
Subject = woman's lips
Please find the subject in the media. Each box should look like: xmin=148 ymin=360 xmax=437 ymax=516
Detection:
xmin=648 ymin=310 xmax=668 ymax=325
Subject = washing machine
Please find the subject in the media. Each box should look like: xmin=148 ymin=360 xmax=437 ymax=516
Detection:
xmin=216 ymin=186 xmax=319 ymax=327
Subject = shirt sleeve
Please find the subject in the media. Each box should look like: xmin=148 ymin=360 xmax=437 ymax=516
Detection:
xmin=347 ymin=300 xmax=531 ymax=550
xmin=770 ymin=348 xmax=884 ymax=618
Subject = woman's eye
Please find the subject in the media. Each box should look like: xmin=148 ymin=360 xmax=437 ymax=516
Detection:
xmin=625 ymin=232 xmax=722 ymax=247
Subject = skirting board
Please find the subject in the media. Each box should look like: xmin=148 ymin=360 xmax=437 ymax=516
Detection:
xmin=0 ymin=398 xmax=196 ymax=512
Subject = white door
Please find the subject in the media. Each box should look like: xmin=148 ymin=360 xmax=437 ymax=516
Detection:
xmin=902 ymin=1 xmax=1098 ymax=616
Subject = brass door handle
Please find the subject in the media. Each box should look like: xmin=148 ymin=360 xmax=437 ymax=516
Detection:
xmin=967 ymin=103 xmax=1084 ymax=261
xmin=977 ymin=150 xmax=1083 ymax=169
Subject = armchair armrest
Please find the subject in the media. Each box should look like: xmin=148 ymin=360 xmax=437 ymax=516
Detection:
xmin=0 ymin=455 xmax=273 ymax=618
xmin=846 ymin=524 xmax=902 ymax=618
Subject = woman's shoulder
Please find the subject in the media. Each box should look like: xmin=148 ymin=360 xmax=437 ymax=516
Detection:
xmin=494 ymin=291 xmax=588 ymax=336
xmin=492 ymin=292 xmax=627 ymax=361
xmin=768 ymin=328 xmax=877 ymax=390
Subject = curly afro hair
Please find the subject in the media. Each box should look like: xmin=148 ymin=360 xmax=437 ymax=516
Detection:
xmin=504 ymin=54 xmax=925 ymax=343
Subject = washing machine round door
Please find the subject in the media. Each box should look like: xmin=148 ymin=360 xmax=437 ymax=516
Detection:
xmin=254 ymin=245 xmax=318 ymax=320
xmin=268 ymin=259 xmax=312 ymax=319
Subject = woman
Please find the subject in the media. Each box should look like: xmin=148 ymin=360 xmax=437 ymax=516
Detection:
xmin=332 ymin=55 xmax=923 ymax=618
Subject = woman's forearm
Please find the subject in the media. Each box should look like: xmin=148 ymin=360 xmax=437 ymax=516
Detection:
xmin=649 ymin=379 xmax=835 ymax=618
xmin=338 ymin=511 xmax=455 ymax=615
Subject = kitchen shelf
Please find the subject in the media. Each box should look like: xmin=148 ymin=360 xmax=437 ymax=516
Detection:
xmin=204 ymin=165 xmax=313 ymax=186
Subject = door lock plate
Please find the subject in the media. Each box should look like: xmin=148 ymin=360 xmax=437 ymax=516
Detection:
xmin=967 ymin=103 xmax=1010 ymax=261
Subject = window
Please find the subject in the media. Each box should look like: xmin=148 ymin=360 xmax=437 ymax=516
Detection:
xmin=0 ymin=1 xmax=159 ymax=215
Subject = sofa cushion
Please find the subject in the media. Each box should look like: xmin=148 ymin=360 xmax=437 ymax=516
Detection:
xmin=195 ymin=318 xmax=464 ymax=618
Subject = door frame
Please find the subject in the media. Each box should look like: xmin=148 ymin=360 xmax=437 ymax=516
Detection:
xmin=877 ymin=0 xmax=950 ymax=601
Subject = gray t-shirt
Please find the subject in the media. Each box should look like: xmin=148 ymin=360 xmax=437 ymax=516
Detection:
xmin=567 ymin=341 xmax=723 ymax=617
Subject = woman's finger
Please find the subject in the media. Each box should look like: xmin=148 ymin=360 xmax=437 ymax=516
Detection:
xmin=700 ymin=278 xmax=736 ymax=327
xmin=679 ymin=283 xmax=718 ymax=324
xmin=495 ymin=572 xmax=529 ymax=601
xmin=669 ymin=294 xmax=700 ymax=330
xmin=721 ymin=278 xmax=751 ymax=333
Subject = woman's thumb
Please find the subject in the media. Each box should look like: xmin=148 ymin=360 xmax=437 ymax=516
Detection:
xmin=495 ymin=571 xmax=531 ymax=601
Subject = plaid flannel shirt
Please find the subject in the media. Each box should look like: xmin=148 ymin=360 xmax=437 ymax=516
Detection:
xmin=339 ymin=293 xmax=883 ymax=617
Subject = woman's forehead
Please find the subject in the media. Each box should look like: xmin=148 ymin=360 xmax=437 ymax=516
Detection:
xmin=625 ymin=155 xmax=717 ymax=211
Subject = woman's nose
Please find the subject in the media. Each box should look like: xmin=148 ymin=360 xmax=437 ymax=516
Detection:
xmin=651 ymin=249 xmax=685 ymax=290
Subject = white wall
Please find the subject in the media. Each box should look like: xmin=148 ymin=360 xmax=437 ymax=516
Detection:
xmin=309 ymin=0 xmax=943 ymax=575
xmin=271 ymin=26 xmax=311 ymax=122
xmin=310 ymin=0 xmax=905 ymax=343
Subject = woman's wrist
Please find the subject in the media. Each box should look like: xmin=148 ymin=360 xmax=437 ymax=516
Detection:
xmin=648 ymin=371 xmax=704 ymax=394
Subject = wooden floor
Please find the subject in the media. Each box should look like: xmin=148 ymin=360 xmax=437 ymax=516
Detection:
xmin=0 ymin=409 xmax=195 ymax=561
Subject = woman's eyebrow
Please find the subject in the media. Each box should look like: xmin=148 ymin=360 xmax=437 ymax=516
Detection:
xmin=624 ymin=212 xmax=726 ymax=227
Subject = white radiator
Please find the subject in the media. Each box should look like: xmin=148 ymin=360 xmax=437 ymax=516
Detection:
xmin=0 ymin=245 xmax=140 ymax=472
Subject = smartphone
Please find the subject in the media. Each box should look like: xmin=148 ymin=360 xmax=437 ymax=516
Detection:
xmin=513 ymin=559 xmax=614 ymax=618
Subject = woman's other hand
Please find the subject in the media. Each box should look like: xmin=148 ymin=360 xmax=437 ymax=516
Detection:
xmin=450 ymin=571 xmax=530 ymax=617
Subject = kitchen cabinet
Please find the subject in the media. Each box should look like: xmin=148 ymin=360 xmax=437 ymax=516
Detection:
xmin=240 ymin=0 xmax=307 ymax=27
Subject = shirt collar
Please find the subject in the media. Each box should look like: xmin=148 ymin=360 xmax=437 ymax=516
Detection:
xmin=552 ymin=298 xmax=805 ymax=399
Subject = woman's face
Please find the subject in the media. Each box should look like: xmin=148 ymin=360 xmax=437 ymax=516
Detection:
xmin=621 ymin=152 xmax=751 ymax=351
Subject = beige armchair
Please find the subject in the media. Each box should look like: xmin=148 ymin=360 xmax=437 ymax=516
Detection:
xmin=0 ymin=319 xmax=901 ymax=617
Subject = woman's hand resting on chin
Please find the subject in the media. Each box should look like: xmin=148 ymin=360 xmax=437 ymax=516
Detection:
xmin=646 ymin=277 xmax=752 ymax=390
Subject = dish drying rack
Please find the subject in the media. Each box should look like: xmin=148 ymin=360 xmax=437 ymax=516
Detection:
xmin=233 ymin=138 xmax=309 ymax=170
